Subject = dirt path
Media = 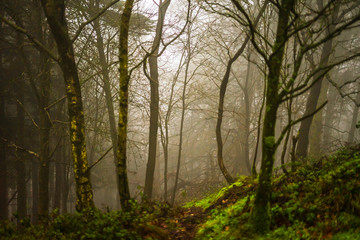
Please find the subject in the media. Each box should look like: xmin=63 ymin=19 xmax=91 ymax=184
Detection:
xmin=149 ymin=206 xmax=207 ymax=239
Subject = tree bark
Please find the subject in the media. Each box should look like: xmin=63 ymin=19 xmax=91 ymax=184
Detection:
xmin=40 ymin=0 xmax=94 ymax=212
xmin=144 ymin=0 xmax=171 ymax=199
xmin=250 ymin=0 xmax=294 ymax=233
xmin=117 ymin=0 xmax=134 ymax=210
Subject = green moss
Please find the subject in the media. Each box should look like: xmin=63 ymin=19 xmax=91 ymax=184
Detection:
xmin=264 ymin=136 xmax=275 ymax=148
xmin=196 ymin=196 xmax=253 ymax=240
xmin=183 ymin=176 xmax=247 ymax=210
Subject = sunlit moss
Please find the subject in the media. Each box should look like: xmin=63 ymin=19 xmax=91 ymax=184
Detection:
xmin=184 ymin=176 xmax=248 ymax=209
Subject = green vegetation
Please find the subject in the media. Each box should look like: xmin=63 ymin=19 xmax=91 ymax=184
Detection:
xmin=1 ymin=147 xmax=360 ymax=239
xmin=196 ymin=147 xmax=360 ymax=239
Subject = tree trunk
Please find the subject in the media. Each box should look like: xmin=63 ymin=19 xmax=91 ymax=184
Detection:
xmin=0 ymin=95 xmax=8 ymax=220
xmin=216 ymin=1 xmax=268 ymax=184
xmin=348 ymin=89 xmax=360 ymax=143
xmin=250 ymin=0 xmax=294 ymax=233
xmin=53 ymin=151 xmax=63 ymax=211
xmin=93 ymin=0 xmax=119 ymax=178
xmin=144 ymin=0 xmax=171 ymax=199
xmin=242 ymin=53 xmax=252 ymax=174
xmin=31 ymin=159 xmax=39 ymax=223
xmin=323 ymin=82 xmax=337 ymax=150
xmin=16 ymin=72 xmax=27 ymax=221
xmin=296 ymin=5 xmax=337 ymax=160
xmin=40 ymin=0 xmax=94 ymax=212
xmin=308 ymin=80 xmax=329 ymax=158
xmin=0 ymin=28 xmax=8 ymax=219
xmin=117 ymin=0 xmax=134 ymax=210
xmin=61 ymin=143 xmax=69 ymax=213
xmin=38 ymin=52 xmax=51 ymax=219
xmin=171 ymin=23 xmax=190 ymax=205
xmin=159 ymin=63 xmax=178 ymax=201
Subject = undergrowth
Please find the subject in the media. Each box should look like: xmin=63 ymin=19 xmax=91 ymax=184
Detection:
xmin=1 ymin=147 xmax=359 ymax=239
xmin=195 ymin=147 xmax=360 ymax=239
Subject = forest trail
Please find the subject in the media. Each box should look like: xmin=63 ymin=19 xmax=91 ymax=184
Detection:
xmin=165 ymin=207 xmax=206 ymax=239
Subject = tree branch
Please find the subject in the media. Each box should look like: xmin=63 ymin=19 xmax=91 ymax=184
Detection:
xmin=71 ymin=0 xmax=120 ymax=42
xmin=0 ymin=14 xmax=59 ymax=61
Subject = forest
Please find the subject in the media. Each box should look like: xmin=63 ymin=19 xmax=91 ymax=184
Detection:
xmin=0 ymin=0 xmax=360 ymax=239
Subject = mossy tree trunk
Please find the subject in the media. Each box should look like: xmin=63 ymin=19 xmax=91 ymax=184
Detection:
xmin=40 ymin=0 xmax=94 ymax=212
xmin=250 ymin=0 xmax=294 ymax=233
xmin=117 ymin=0 xmax=134 ymax=210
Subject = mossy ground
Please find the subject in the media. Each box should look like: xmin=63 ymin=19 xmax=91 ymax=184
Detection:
xmin=1 ymin=147 xmax=360 ymax=239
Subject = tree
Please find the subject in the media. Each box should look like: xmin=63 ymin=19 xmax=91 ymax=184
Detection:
xmin=226 ymin=0 xmax=360 ymax=233
xmin=214 ymin=1 xmax=268 ymax=184
xmin=117 ymin=0 xmax=134 ymax=210
xmin=144 ymin=0 xmax=171 ymax=199
xmin=296 ymin=2 xmax=339 ymax=160
xmin=39 ymin=0 xmax=94 ymax=212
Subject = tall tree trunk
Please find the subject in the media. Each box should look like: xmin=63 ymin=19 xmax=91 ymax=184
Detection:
xmin=296 ymin=5 xmax=338 ymax=160
xmin=323 ymin=81 xmax=337 ymax=150
xmin=144 ymin=0 xmax=171 ymax=199
xmin=347 ymin=86 xmax=360 ymax=143
xmin=308 ymin=80 xmax=329 ymax=158
xmin=93 ymin=0 xmax=118 ymax=172
xmin=171 ymin=23 xmax=191 ymax=205
xmin=0 ymin=95 xmax=7 ymax=220
xmin=31 ymin=159 xmax=39 ymax=223
xmin=38 ymin=52 xmax=51 ymax=219
xmin=117 ymin=0 xmax=134 ymax=210
xmin=249 ymin=0 xmax=294 ymax=233
xmin=0 ymin=29 xmax=8 ymax=219
xmin=92 ymin=0 xmax=121 ymax=204
xmin=16 ymin=71 xmax=27 ymax=221
xmin=61 ymin=143 xmax=69 ymax=213
xmin=40 ymin=0 xmax=94 ymax=212
xmin=242 ymin=52 xmax=252 ymax=174
xmin=53 ymin=149 xmax=63 ymax=211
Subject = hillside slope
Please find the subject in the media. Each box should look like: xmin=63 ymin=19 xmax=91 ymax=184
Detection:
xmin=1 ymin=147 xmax=360 ymax=239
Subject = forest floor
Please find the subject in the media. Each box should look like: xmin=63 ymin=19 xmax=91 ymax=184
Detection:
xmin=1 ymin=146 xmax=360 ymax=239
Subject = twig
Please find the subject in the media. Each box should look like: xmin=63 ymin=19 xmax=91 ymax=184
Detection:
xmin=87 ymin=146 xmax=113 ymax=172
xmin=1 ymin=137 xmax=39 ymax=158
xmin=16 ymin=99 xmax=39 ymax=129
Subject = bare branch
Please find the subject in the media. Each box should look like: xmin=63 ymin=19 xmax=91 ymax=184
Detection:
xmin=71 ymin=0 xmax=120 ymax=42
xmin=0 ymin=14 xmax=59 ymax=61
